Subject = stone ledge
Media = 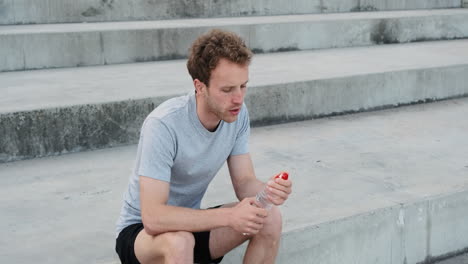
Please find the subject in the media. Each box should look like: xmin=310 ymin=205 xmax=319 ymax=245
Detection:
xmin=2 ymin=9 xmax=468 ymax=71
xmin=2 ymin=40 xmax=468 ymax=162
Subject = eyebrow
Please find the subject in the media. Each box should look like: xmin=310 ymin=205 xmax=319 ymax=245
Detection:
xmin=221 ymin=80 xmax=249 ymax=89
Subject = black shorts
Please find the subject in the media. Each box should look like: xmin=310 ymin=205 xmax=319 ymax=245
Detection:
xmin=115 ymin=206 xmax=224 ymax=264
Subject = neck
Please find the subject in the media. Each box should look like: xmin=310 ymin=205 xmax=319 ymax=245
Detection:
xmin=195 ymin=95 xmax=220 ymax=132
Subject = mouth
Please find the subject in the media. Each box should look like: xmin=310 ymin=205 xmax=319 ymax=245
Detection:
xmin=229 ymin=108 xmax=241 ymax=116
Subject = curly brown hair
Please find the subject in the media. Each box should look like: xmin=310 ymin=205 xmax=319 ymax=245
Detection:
xmin=187 ymin=29 xmax=253 ymax=87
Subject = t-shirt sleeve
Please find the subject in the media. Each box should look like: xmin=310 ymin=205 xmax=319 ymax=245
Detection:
xmin=137 ymin=118 xmax=175 ymax=182
xmin=230 ymin=105 xmax=250 ymax=156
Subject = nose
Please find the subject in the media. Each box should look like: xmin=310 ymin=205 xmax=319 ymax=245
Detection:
xmin=232 ymin=87 xmax=244 ymax=105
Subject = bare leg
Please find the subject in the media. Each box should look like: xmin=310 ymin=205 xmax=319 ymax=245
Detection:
xmin=133 ymin=203 xmax=282 ymax=264
xmin=134 ymin=229 xmax=195 ymax=264
xmin=210 ymin=203 xmax=283 ymax=264
xmin=243 ymin=206 xmax=282 ymax=264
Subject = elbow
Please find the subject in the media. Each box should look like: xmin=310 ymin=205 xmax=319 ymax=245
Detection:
xmin=235 ymin=189 xmax=246 ymax=201
xmin=141 ymin=214 xmax=165 ymax=236
xmin=233 ymin=185 xmax=243 ymax=201
xmin=234 ymin=187 xmax=249 ymax=201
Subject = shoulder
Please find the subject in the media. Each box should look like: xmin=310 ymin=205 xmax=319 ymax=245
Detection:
xmin=141 ymin=94 xmax=190 ymax=136
xmin=148 ymin=95 xmax=190 ymax=121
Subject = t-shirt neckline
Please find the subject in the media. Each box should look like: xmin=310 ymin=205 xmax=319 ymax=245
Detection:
xmin=188 ymin=93 xmax=224 ymax=138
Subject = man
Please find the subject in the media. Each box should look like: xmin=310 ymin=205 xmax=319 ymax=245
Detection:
xmin=115 ymin=29 xmax=293 ymax=264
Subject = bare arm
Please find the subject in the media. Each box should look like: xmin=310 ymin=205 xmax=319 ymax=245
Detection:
xmin=227 ymin=153 xmax=265 ymax=200
xmin=140 ymin=175 xmax=267 ymax=236
xmin=228 ymin=153 xmax=293 ymax=206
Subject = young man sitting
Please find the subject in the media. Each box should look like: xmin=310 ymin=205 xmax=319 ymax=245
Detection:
xmin=115 ymin=29 xmax=293 ymax=264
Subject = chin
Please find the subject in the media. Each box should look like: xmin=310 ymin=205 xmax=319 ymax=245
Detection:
xmin=223 ymin=115 xmax=238 ymax=123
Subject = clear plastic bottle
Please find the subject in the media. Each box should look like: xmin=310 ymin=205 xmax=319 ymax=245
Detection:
xmin=256 ymin=172 xmax=289 ymax=210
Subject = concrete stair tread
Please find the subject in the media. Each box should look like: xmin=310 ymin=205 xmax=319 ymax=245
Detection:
xmin=2 ymin=39 xmax=468 ymax=114
xmin=2 ymin=39 xmax=467 ymax=162
xmin=1 ymin=0 xmax=462 ymax=25
xmin=0 ymin=40 xmax=468 ymax=113
xmin=2 ymin=8 xmax=467 ymax=34
xmin=1 ymin=97 xmax=468 ymax=263
xmin=3 ymin=8 xmax=468 ymax=72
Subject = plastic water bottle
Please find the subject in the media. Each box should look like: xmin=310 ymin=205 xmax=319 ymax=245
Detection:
xmin=256 ymin=172 xmax=289 ymax=210
xmin=243 ymin=172 xmax=290 ymax=235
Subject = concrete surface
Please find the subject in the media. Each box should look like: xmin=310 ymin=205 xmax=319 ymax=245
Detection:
xmin=2 ymin=40 xmax=468 ymax=163
xmin=2 ymin=9 xmax=468 ymax=71
xmin=1 ymin=97 xmax=468 ymax=263
xmin=435 ymin=252 xmax=468 ymax=264
xmin=0 ymin=0 xmax=461 ymax=25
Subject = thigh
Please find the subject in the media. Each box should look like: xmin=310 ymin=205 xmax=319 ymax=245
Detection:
xmin=133 ymin=228 xmax=166 ymax=264
xmin=135 ymin=227 xmax=195 ymax=264
xmin=135 ymin=228 xmax=196 ymax=264
xmin=208 ymin=202 xmax=253 ymax=260
xmin=130 ymin=203 xmax=250 ymax=263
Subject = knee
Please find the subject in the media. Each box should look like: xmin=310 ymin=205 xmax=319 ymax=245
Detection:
xmin=260 ymin=207 xmax=282 ymax=239
xmin=161 ymin=231 xmax=195 ymax=258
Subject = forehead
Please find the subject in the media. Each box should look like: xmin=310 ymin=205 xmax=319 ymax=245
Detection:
xmin=210 ymin=58 xmax=249 ymax=85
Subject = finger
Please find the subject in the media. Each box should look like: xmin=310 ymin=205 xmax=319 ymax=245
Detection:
xmin=244 ymin=197 xmax=255 ymax=204
xmin=253 ymin=207 xmax=268 ymax=218
xmin=246 ymin=227 xmax=260 ymax=235
xmin=248 ymin=221 xmax=263 ymax=230
xmin=266 ymin=186 xmax=289 ymax=200
xmin=252 ymin=213 xmax=266 ymax=223
xmin=248 ymin=214 xmax=265 ymax=227
xmin=267 ymin=188 xmax=289 ymax=199
xmin=265 ymin=189 xmax=288 ymax=205
xmin=273 ymin=178 xmax=293 ymax=188
xmin=267 ymin=194 xmax=285 ymax=206
xmin=267 ymin=181 xmax=292 ymax=194
xmin=251 ymin=199 xmax=263 ymax=208
xmin=245 ymin=197 xmax=260 ymax=208
xmin=274 ymin=180 xmax=292 ymax=193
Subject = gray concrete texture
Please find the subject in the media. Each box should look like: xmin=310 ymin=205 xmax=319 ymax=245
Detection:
xmin=1 ymin=97 xmax=468 ymax=264
xmin=0 ymin=0 xmax=461 ymax=25
xmin=2 ymin=9 xmax=468 ymax=71
xmin=1 ymin=40 xmax=468 ymax=163
xmin=435 ymin=253 xmax=468 ymax=264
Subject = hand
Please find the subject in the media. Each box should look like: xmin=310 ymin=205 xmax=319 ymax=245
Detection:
xmin=265 ymin=174 xmax=292 ymax=206
xmin=228 ymin=197 xmax=268 ymax=235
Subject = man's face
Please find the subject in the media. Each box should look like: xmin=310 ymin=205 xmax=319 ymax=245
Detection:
xmin=203 ymin=58 xmax=249 ymax=123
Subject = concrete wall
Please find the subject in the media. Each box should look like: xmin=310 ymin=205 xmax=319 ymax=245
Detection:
xmin=2 ymin=64 xmax=468 ymax=163
xmin=222 ymin=191 xmax=468 ymax=264
xmin=2 ymin=10 xmax=468 ymax=72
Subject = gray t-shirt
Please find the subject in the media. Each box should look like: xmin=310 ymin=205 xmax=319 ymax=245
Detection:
xmin=116 ymin=92 xmax=250 ymax=235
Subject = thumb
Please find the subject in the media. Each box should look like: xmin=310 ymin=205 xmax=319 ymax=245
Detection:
xmin=244 ymin=197 xmax=260 ymax=207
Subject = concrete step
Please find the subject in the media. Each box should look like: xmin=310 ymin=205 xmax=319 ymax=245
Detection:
xmin=0 ymin=0 xmax=462 ymax=25
xmin=2 ymin=8 xmax=468 ymax=72
xmin=1 ymin=39 xmax=468 ymax=163
xmin=434 ymin=252 xmax=468 ymax=264
xmin=1 ymin=97 xmax=468 ymax=264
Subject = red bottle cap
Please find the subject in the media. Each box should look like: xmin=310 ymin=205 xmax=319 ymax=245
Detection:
xmin=275 ymin=172 xmax=289 ymax=180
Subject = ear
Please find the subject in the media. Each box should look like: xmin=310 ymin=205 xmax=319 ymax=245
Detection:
xmin=193 ymin=79 xmax=205 ymax=94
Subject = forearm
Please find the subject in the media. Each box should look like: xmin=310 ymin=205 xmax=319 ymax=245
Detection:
xmin=143 ymin=205 xmax=231 ymax=235
xmin=235 ymin=177 xmax=265 ymax=201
